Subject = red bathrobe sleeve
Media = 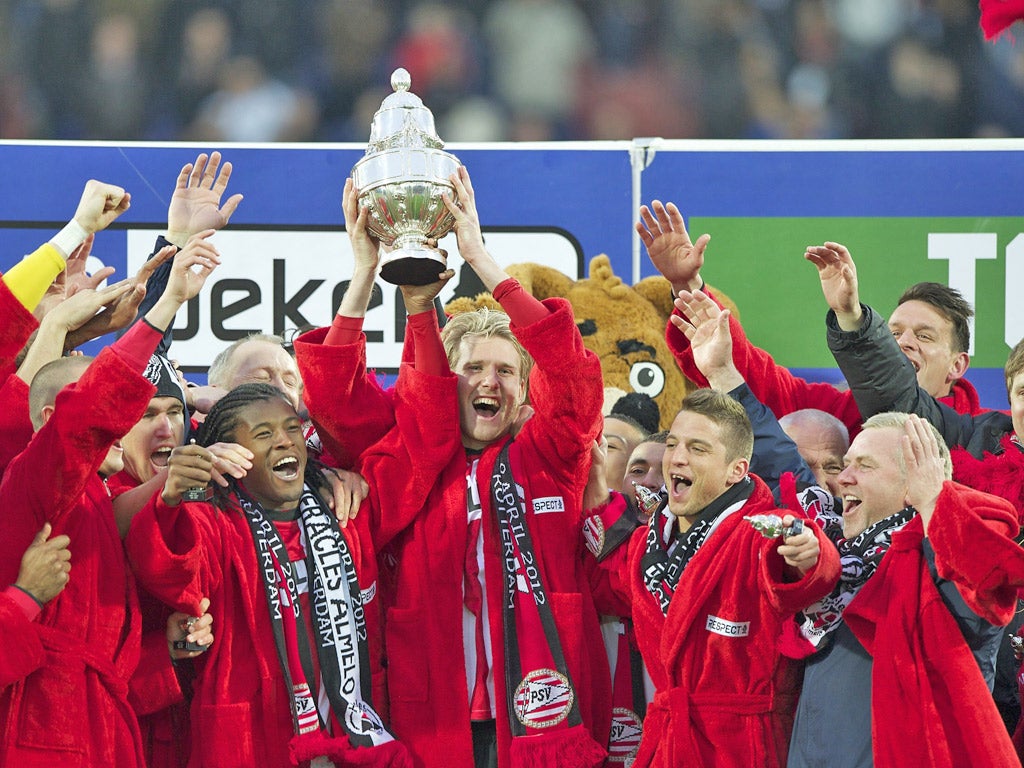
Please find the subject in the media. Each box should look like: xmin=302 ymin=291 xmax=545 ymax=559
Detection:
xmin=760 ymin=515 xmax=841 ymax=616
xmin=0 ymin=278 xmax=39 ymax=383
xmin=0 ymin=342 xmax=157 ymax=585
xmin=925 ymin=481 xmax=1024 ymax=626
xmin=0 ymin=374 xmax=33 ymax=475
xmin=359 ymin=354 xmax=464 ymax=548
xmin=511 ymin=297 xmax=604 ymax=505
xmin=128 ymin=628 xmax=184 ymax=716
xmin=294 ymin=326 xmax=396 ymax=470
xmin=666 ymin=288 xmax=863 ymax=435
xmin=125 ymin=494 xmax=222 ymax=616
xmin=0 ymin=590 xmax=45 ymax=689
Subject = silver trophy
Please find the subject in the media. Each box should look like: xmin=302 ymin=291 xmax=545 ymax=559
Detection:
xmin=351 ymin=68 xmax=462 ymax=286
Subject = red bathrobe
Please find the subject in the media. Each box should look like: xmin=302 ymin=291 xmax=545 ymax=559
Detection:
xmin=598 ymin=476 xmax=839 ymax=768
xmin=951 ymin=435 xmax=1024 ymax=523
xmin=0 ymin=592 xmax=45 ymax=690
xmin=666 ymin=290 xmax=985 ymax=437
xmin=0 ymin=277 xmax=41 ymax=473
xmin=125 ymin=490 xmax=391 ymax=768
xmin=843 ymin=481 xmax=1024 ymax=768
xmin=0 ymin=344 xmax=156 ymax=768
xmin=355 ymin=299 xmax=611 ymax=768
xmin=0 ymin=277 xmax=38 ymax=381
xmin=294 ymin=326 xmax=396 ymax=470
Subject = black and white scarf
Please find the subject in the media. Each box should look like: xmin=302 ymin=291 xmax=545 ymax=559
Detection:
xmin=641 ymin=478 xmax=754 ymax=615
xmin=797 ymin=484 xmax=915 ymax=647
xmin=239 ymin=484 xmax=399 ymax=754
xmin=491 ymin=443 xmax=606 ymax=768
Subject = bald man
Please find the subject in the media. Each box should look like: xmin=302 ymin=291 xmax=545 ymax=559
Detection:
xmin=778 ymin=410 xmax=849 ymax=497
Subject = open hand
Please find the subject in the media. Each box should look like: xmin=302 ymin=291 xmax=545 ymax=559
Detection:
xmin=166 ymin=152 xmax=243 ymax=247
xmin=637 ymin=201 xmax=708 ymax=294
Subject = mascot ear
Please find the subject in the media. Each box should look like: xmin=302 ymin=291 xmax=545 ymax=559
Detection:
xmin=632 ymin=276 xmax=742 ymax=325
xmin=634 ymin=275 xmax=674 ymax=319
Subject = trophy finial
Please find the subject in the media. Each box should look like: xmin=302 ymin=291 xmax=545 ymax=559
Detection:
xmin=351 ymin=68 xmax=463 ymax=286
xmin=391 ymin=68 xmax=412 ymax=93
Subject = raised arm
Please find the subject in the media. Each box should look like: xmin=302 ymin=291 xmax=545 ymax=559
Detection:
xmin=58 ymin=240 xmax=171 ymax=353
xmin=636 ymin=200 xmax=708 ymax=295
xmin=124 ymin=151 xmax=242 ymax=354
xmin=338 ymin=177 xmax=382 ymax=320
xmin=444 ymin=165 xmax=513 ymax=294
xmin=0 ymin=179 xmax=132 ymax=377
xmin=650 ymin=218 xmax=863 ymax=433
xmin=808 ymin=241 xmax=920 ymax=421
xmin=164 ymin=151 xmax=243 ymax=249
xmin=676 ymin=293 xmax=818 ymax=493
xmin=806 ymin=238 xmax=987 ymax=448
xmin=18 ymin=280 xmax=138 ymax=386
xmin=293 ymin=178 xmax=396 ymax=467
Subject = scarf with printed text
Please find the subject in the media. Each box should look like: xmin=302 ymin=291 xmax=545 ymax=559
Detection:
xmin=794 ymin=484 xmax=914 ymax=647
xmin=491 ymin=442 xmax=606 ymax=768
xmin=239 ymin=484 xmax=402 ymax=762
xmin=640 ymin=478 xmax=754 ymax=615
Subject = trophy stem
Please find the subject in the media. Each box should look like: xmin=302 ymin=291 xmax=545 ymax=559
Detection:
xmin=379 ymin=241 xmax=449 ymax=286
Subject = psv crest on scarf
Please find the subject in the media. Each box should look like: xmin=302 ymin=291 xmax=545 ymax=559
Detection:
xmin=607 ymin=707 xmax=643 ymax=763
xmin=513 ymin=668 xmax=574 ymax=729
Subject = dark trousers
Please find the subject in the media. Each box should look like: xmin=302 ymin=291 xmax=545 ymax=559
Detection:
xmin=471 ymin=719 xmax=497 ymax=768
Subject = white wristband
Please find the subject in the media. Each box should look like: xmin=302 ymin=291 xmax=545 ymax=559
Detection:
xmin=49 ymin=219 xmax=90 ymax=258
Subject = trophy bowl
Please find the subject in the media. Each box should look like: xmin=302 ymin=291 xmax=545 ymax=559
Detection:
xmin=351 ymin=68 xmax=462 ymax=286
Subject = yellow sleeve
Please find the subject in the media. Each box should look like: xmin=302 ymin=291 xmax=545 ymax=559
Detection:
xmin=3 ymin=244 xmax=66 ymax=312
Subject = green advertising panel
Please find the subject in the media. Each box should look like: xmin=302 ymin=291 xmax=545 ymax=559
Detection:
xmin=691 ymin=217 xmax=1019 ymax=370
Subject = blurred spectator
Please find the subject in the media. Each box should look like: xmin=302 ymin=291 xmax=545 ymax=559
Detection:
xmin=576 ymin=56 xmax=703 ymax=139
xmin=875 ymin=36 xmax=966 ymax=137
xmin=440 ymin=95 xmax=508 ymax=141
xmin=173 ymin=8 xmax=235 ymax=131
xmin=186 ymin=53 xmax=319 ymax=143
xmin=976 ymin=35 xmax=1024 ymax=136
xmin=13 ymin=0 xmax=94 ymax=138
xmin=0 ymin=0 xmax=1017 ymax=142
xmin=0 ymin=68 xmax=48 ymax=139
xmin=592 ymin=0 xmax=667 ymax=66
xmin=313 ymin=0 xmax=394 ymax=140
xmin=483 ymin=0 xmax=596 ymax=139
xmin=79 ymin=13 xmax=149 ymax=140
xmin=391 ymin=3 xmax=482 ymax=115
xmin=832 ymin=0 xmax=911 ymax=51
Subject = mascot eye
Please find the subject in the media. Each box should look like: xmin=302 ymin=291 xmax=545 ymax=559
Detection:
xmin=628 ymin=362 xmax=665 ymax=398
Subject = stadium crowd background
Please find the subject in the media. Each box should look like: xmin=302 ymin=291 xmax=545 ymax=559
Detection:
xmin=0 ymin=0 xmax=1021 ymax=145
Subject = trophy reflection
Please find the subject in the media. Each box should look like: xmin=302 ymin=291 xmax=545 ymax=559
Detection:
xmin=350 ymin=68 xmax=462 ymax=286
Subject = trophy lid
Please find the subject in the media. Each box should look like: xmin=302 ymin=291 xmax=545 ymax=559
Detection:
xmin=366 ymin=68 xmax=444 ymax=151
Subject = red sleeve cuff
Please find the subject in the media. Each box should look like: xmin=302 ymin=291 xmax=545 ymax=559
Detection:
xmin=4 ymin=585 xmax=42 ymax=621
xmin=112 ymin=320 xmax=164 ymax=372
xmin=493 ymin=278 xmax=549 ymax=327
xmin=325 ymin=314 xmax=365 ymax=346
xmin=407 ymin=311 xmax=449 ymax=377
